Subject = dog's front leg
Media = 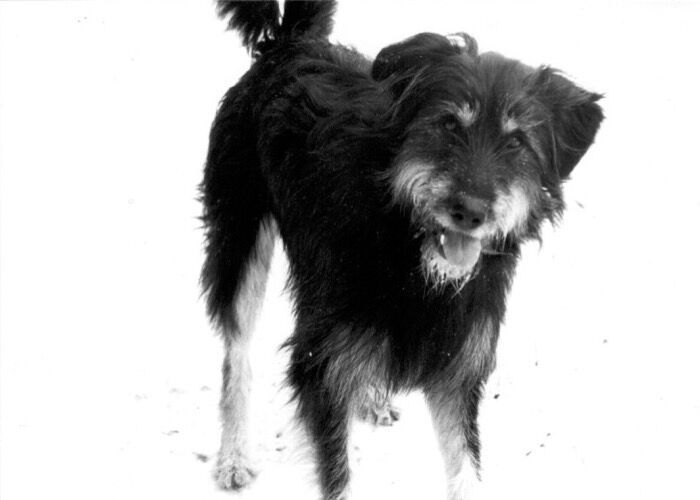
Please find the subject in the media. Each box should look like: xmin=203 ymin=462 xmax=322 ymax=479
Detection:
xmin=426 ymin=382 xmax=485 ymax=500
xmin=290 ymin=350 xmax=353 ymax=500
xmin=298 ymin=381 xmax=352 ymax=500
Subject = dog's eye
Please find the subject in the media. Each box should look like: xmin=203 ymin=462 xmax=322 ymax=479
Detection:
xmin=504 ymin=135 xmax=524 ymax=150
xmin=442 ymin=116 xmax=459 ymax=131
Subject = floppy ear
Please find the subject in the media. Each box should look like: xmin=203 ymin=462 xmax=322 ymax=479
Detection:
xmin=372 ymin=32 xmax=477 ymax=92
xmin=535 ymin=68 xmax=604 ymax=179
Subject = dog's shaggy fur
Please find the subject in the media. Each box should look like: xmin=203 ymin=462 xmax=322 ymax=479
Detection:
xmin=200 ymin=2 xmax=603 ymax=499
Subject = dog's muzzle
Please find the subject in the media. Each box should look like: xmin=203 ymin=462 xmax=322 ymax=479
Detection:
xmin=447 ymin=194 xmax=489 ymax=232
xmin=428 ymin=193 xmax=488 ymax=274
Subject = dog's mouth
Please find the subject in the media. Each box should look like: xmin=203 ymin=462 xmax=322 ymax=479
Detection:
xmin=434 ymin=227 xmax=482 ymax=271
xmin=410 ymin=183 xmax=530 ymax=287
xmin=420 ymin=222 xmax=485 ymax=285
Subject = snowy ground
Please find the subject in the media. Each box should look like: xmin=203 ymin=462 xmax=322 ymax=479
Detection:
xmin=2 ymin=1 xmax=700 ymax=499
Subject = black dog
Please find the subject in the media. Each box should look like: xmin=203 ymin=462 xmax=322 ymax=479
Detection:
xmin=200 ymin=2 xmax=603 ymax=499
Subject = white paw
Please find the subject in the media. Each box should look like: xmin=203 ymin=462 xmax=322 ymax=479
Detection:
xmin=213 ymin=454 xmax=257 ymax=490
xmin=358 ymin=400 xmax=401 ymax=426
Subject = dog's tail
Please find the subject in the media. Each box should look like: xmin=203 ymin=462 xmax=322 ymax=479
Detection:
xmin=216 ymin=0 xmax=337 ymax=54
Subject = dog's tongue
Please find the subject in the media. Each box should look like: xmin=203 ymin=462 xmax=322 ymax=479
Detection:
xmin=441 ymin=231 xmax=482 ymax=270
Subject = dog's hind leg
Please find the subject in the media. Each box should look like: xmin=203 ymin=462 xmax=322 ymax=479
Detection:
xmin=201 ymin=87 xmax=275 ymax=490
xmin=207 ymin=215 xmax=276 ymax=490
xmin=214 ymin=218 xmax=275 ymax=490
xmin=425 ymin=382 xmax=485 ymax=500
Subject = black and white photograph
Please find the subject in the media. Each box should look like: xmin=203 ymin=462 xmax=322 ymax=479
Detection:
xmin=1 ymin=1 xmax=699 ymax=499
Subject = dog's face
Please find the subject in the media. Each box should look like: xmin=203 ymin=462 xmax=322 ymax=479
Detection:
xmin=374 ymin=33 xmax=603 ymax=286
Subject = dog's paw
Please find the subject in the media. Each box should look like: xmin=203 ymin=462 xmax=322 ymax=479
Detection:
xmin=358 ymin=399 xmax=401 ymax=426
xmin=376 ymin=404 xmax=401 ymax=426
xmin=213 ymin=455 xmax=257 ymax=490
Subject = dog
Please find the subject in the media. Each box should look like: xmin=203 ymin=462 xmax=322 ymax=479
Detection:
xmin=200 ymin=2 xmax=603 ymax=499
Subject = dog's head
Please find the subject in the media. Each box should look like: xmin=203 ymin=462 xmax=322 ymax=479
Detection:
xmin=374 ymin=33 xmax=603 ymax=286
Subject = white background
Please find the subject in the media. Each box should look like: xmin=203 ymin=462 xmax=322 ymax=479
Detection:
xmin=1 ymin=1 xmax=699 ymax=499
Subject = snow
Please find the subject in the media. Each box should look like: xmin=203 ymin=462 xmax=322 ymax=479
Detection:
xmin=1 ymin=1 xmax=699 ymax=499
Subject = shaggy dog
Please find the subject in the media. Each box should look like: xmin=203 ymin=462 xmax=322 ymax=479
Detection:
xmin=200 ymin=1 xmax=603 ymax=499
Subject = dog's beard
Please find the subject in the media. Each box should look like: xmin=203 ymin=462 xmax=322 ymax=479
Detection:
xmin=413 ymin=183 xmax=532 ymax=290
xmin=389 ymin=162 xmax=480 ymax=286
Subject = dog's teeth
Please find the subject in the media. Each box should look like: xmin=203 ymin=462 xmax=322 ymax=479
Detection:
xmin=439 ymin=233 xmax=446 ymax=246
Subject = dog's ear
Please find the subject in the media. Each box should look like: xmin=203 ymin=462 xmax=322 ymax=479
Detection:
xmin=535 ymin=68 xmax=604 ymax=179
xmin=372 ymin=32 xmax=477 ymax=88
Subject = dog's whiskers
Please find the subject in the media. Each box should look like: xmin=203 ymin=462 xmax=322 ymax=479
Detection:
xmin=481 ymin=248 xmax=512 ymax=256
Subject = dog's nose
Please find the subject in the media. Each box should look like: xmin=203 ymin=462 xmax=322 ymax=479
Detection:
xmin=449 ymin=195 xmax=489 ymax=231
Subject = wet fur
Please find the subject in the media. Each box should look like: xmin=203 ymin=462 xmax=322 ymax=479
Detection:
xmin=200 ymin=2 xmax=603 ymax=499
